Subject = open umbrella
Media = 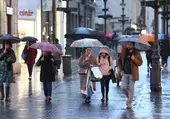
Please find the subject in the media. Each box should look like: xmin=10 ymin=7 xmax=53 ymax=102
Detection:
xmin=65 ymin=27 xmax=104 ymax=39
xmin=29 ymin=42 xmax=62 ymax=54
xmin=21 ymin=36 xmax=38 ymax=42
xmin=92 ymin=46 xmax=117 ymax=59
xmin=0 ymin=34 xmax=20 ymax=44
xmin=70 ymin=38 xmax=103 ymax=48
xmin=118 ymin=35 xmax=150 ymax=51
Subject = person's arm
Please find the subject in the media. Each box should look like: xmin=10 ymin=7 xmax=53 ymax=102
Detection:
xmin=6 ymin=50 xmax=16 ymax=63
xmin=131 ymin=51 xmax=143 ymax=66
xmin=109 ymin=56 xmax=114 ymax=69
xmin=36 ymin=55 xmax=43 ymax=66
xmin=78 ymin=55 xmax=89 ymax=67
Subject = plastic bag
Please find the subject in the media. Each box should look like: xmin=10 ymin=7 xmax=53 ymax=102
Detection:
xmin=91 ymin=67 xmax=103 ymax=80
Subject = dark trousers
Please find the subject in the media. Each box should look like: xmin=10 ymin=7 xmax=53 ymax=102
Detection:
xmin=43 ymin=82 xmax=52 ymax=97
xmin=100 ymin=75 xmax=110 ymax=97
xmin=27 ymin=64 xmax=33 ymax=77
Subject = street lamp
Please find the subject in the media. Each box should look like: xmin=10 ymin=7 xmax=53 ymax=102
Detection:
xmin=98 ymin=0 xmax=113 ymax=34
xmin=119 ymin=0 xmax=128 ymax=34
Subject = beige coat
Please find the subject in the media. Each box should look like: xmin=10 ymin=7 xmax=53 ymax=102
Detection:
xmin=78 ymin=54 xmax=96 ymax=74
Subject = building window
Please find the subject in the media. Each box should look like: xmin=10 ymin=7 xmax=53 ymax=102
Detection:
xmin=6 ymin=0 xmax=11 ymax=6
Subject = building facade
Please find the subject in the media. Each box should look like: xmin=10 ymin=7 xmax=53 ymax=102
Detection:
xmin=0 ymin=0 xmax=18 ymax=35
xmin=95 ymin=0 xmax=142 ymax=34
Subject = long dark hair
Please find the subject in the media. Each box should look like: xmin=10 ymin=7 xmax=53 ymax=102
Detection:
xmin=3 ymin=40 xmax=12 ymax=49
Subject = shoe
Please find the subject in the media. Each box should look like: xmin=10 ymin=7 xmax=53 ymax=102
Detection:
xmin=5 ymin=87 xmax=10 ymax=102
xmin=85 ymin=97 xmax=91 ymax=103
xmin=106 ymin=96 xmax=108 ymax=102
xmin=126 ymin=103 xmax=132 ymax=109
xmin=28 ymin=77 xmax=32 ymax=80
xmin=101 ymin=98 xmax=104 ymax=102
xmin=48 ymin=97 xmax=52 ymax=102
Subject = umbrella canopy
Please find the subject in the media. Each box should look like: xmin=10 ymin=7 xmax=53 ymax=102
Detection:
xmin=70 ymin=38 xmax=103 ymax=48
xmin=21 ymin=36 xmax=38 ymax=42
xmin=113 ymin=35 xmax=130 ymax=41
xmin=139 ymin=34 xmax=155 ymax=42
xmin=118 ymin=35 xmax=151 ymax=51
xmin=29 ymin=42 xmax=62 ymax=54
xmin=65 ymin=27 xmax=104 ymax=39
xmin=0 ymin=34 xmax=20 ymax=44
xmin=92 ymin=46 xmax=117 ymax=59
xmin=105 ymin=33 xmax=113 ymax=39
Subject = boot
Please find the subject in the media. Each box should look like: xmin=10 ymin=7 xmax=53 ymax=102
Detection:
xmin=5 ymin=87 xmax=10 ymax=102
xmin=0 ymin=85 xmax=4 ymax=100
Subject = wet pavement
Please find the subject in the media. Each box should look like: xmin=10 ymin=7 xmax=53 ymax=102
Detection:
xmin=1 ymin=53 xmax=170 ymax=119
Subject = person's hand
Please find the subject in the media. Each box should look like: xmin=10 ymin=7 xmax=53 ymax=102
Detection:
xmin=3 ymin=49 xmax=7 ymax=53
xmin=131 ymin=55 xmax=135 ymax=60
xmin=51 ymin=58 xmax=54 ymax=62
xmin=120 ymin=71 xmax=124 ymax=76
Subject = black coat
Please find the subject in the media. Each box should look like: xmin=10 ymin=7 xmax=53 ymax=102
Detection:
xmin=36 ymin=54 xmax=55 ymax=82
xmin=0 ymin=48 xmax=16 ymax=71
xmin=160 ymin=40 xmax=170 ymax=57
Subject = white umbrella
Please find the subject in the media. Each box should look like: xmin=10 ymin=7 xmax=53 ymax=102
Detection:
xmin=70 ymin=38 xmax=103 ymax=48
xmin=118 ymin=35 xmax=151 ymax=51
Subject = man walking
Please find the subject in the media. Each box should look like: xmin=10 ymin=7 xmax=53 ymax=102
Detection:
xmin=118 ymin=42 xmax=142 ymax=109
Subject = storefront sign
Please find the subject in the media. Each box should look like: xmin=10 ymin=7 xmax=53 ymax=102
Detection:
xmin=19 ymin=10 xmax=34 ymax=16
xmin=18 ymin=8 xmax=36 ymax=19
xmin=7 ymin=7 xmax=13 ymax=15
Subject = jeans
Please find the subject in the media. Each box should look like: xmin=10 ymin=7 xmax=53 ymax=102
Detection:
xmin=3 ymin=71 xmax=12 ymax=87
xmin=43 ymin=82 xmax=52 ymax=97
xmin=27 ymin=64 xmax=34 ymax=77
xmin=121 ymin=74 xmax=135 ymax=104
xmin=100 ymin=75 xmax=110 ymax=97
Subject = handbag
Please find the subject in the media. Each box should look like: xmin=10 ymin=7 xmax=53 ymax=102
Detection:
xmin=21 ymin=51 xmax=28 ymax=60
xmin=91 ymin=67 xmax=102 ymax=82
xmin=110 ymin=68 xmax=117 ymax=83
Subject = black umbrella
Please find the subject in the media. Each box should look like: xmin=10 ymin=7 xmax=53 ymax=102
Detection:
xmin=0 ymin=34 xmax=20 ymax=44
xmin=65 ymin=27 xmax=104 ymax=39
xmin=21 ymin=36 xmax=38 ymax=42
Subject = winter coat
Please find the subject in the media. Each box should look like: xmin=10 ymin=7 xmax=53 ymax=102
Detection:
xmin=160 ymin=39 xmax=170 ymax=57
xmin=118 ymin=48 xmax=142 ymax=81
xmin=36 ymin=54 xmax=55 ymax=82
xmin=0 ymin=48 xmax=16 ymax=71
xmin=24 ymin=45 xmax=37 ymax=64
xmin=96 ymin=48 xmax=114 ymax=76
xmin=78 ymin=54 xmax=96 ymax=74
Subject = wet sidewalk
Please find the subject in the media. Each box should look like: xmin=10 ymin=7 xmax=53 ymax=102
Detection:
xmin=1 ymin=53 xmax=170 ymax=119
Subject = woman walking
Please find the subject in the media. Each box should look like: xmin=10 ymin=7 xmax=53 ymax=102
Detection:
xmin=0 ymin=41 xmax=16 ymax=101
xmin=36 ymin=51 xmax=55 ymax=102
xmin=23 ymin=42 xmax=37 ymax=80
xmin=96 ymin=48 xmax=114 ymax=102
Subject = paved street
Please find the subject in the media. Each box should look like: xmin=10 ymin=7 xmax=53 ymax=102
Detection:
xmin=1 ymin=53 xmax=170 ymax=119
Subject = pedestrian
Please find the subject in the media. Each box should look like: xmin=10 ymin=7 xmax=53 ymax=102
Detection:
xmin=96 ymin=48 xmax=114 ymax=102
xmin=23 ymin=41 xmax=37 ymax=80
xmin=53 ymin=38 xmax=62 ymax=75
xmin=160 ymin=38 xmax=170 ymax=73
xmin=36 ymin=51 xmax=56 ymax=102
xmin=145 ymin=42 xmax=153 ymax=73
xmin=118 ymin=41 xmax=142 ymax=109
xmin=0 ymin=41 xmax=16 ymax=101
xmin=78 ymin=47 xmax=96 ymax=95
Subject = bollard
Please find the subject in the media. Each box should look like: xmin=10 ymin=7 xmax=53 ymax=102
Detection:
xmin=62 ymin=55 xmax=72 ymax=76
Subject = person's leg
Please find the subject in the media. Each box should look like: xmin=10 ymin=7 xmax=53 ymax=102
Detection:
xmin=27 ymin=64 xmax=34 ymax=79
xmin=43 ymin=82 xmax=48 ymax=100
xmin=79 ymin=75 xmax=87 ymax=94
xmin=105 ymin=76 xmax=110 ymax=101
xmin=0 ymin=83 xmax=4 ymax=100
xmin=4 ymin=71 xmax=12 ymax=101
xmin=47 ymin=82 xmax=52 ymax=101
xmin=121 ymin=74 xmax=129 ymax=106
xmin=100 ymin=78 xmax=105 ymax=102
xmin=127 ymin=75 xmax=135 ymax=109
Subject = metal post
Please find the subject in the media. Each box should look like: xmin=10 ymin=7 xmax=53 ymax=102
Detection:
xmin=150 ymin=0 xmax=161 ymax=91
xmin=52 ymin=0 xmax=56 ymax=43
xmin=104 ymin=0 xmax=107 ymax=34
xmin=78 ymin=2 xmax=81 ymax=27
xmin=122 ymin=7 xmax=125 ymax=33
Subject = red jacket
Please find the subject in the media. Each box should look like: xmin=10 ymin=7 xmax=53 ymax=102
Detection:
xmin=24 ymin=46 xmax=37 ymax=64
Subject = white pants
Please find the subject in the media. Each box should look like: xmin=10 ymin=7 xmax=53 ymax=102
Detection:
xmin=121 ymin=74 xmax=135 ymax=104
